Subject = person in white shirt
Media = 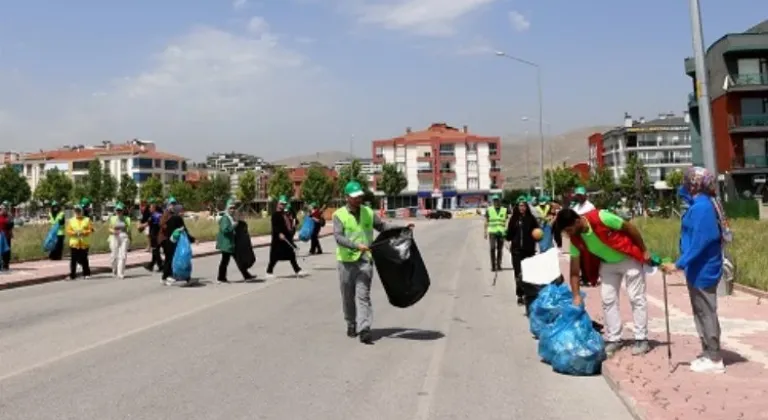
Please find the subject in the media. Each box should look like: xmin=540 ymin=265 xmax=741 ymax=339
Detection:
xmin=572 ymin=186 xmax=595 ymax=215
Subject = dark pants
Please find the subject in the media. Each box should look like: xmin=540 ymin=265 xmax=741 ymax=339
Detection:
xmin=218 ymin=252 xmax=252 ymax=280
xmin=310 ymin=224 xmax=323 ymax=254
xmin=69 ymin=248 xmax=91 ymax=279
xmin=267 ymin=256 xmax=301 ymax=274
xmin=146 ymin=238 xmax=163 ymax=271
xmin=511 ymin=249 xmax=536 ymax=298
xmin=49 ymin=236 xmax=65 ymax=260
xmin=488 ymin=234 xmax=504 ymax=270
xmin=161 ymin=241 xmax=177 ymax=280
xmin=1 ymin=236 xmax=11 ymax=270
xmin=688 ymin=283 xmax=722 ymax=361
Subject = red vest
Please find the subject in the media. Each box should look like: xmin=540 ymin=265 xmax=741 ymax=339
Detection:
xmin=570 ymin=209 xmax=645 ymax=277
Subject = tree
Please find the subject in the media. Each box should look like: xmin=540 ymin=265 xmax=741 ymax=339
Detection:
xmin=0 ymin=166 xmax=31 ymax=205
xmin=301 ymin=165 xmax=334 ymax=206
xmin=543 ymin=164 xmax=579 ymax=198
xmin=336 ymin=159 xmax=370 ymax=196
xmin=101 ymin=170 xmax=118 ymax=205
xmin=587 ymin=166 xmax=615 ymax=193
xmin=378 ymin=163 xmax=408 ymax=208
xmin=139 ymin=176 xmax=164 ymax=202
xmin=619 ymin=155 xmax=650 ymax=215
xmin=117 ymin=174 xmax=139 ymax=206
xmin=267 ymin=167 xmax=293 ymax=200
xmin=237 ymin=170 xmax=258 ymax=204
xmin=86 ymin=160 xmax=104 ymax=212
xmin=168 ymin=180 xmax=200 ymax=210
xmin=198 ymin=173 xmax=231 ymax=210
xmin=665 ymin=169 xmax=684 ymax=191
xmin=71 ymin=178 xmax=89 ymax=203
xmin=33 ymin=168 xmax=73 ymax=204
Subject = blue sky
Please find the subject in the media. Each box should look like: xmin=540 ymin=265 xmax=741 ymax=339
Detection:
xmin=0 ymin=0 xmax=762 ymax=160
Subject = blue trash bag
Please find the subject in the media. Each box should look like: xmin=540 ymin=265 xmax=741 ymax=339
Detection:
xmin=0 ymin=233 xmax=7 ymax=269
xmin=538 ymin=224 xmax=554 ymax=252
xmin=538 ymin=304 xmax=606 ymax=376
xmin=172 ymin=232 xmax=193 ymax=281
xmin=43 ymin=224 xmax=59 ymax=252
xmin=529 ymin=282 xmax=572 ymax=339
xmin=298 ymin=215 xmax=314 ymax=242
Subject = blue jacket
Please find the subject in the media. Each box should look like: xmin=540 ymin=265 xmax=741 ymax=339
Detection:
xmin=676 ymin=194 xmax=723 ymax=288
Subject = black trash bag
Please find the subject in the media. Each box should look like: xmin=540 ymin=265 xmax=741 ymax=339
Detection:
xmin=371 ymin=227 xmax=430 ymax=308
xmin=234 ymin=220 xmax=256 ymax=270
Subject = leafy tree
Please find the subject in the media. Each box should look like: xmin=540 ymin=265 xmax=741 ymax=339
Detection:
xmin=71 ymin=178 xmax=89 ymax=203
xmin=198 ymin=173 xmax=231 ymax=210
xmin=33 ymin=168 xmax=73 ymax=204
xmin=101 ymin=170 xmax=118 ymax=205
xmin=0 ymin=166 xmax=31 ymax=205
xmin=543 ymin=165 xmax=579 ymax=198
xmin=378 ymin=163 xmax=408 ymax=208
xmin=619 ymin=155 xmax=650 ymax=215
xmin=301 ymin=164 xmax=334 ymax=206
xmin=168 ymin=180 xmax=200 ymax=210
xmin=665 ymin=169 xmax=684 ymax=191
xmin=85 ymin=160 xmax=104 ymax=213
xmin=139 ymin=176 xmax=164 ymax=202
xmin=336 ymin=159 xmax=370 ymax=196
xmin=587 ymin=166 xmax=615 ymax=193
xmin=117 ymin=174 xmax=139 ymax=206
xmin=267 ymin=167 xmax=294 ymax=200
xmin=237 ymin=170 xmax=258 ymax=204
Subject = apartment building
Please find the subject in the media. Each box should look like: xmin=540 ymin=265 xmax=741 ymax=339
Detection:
xmin=588 ymin=112 xmax=693 ymax=183
xmin=684 ymin=19 xmax=768 ymax=196
xmin=205 ymin=152 xmax=266 ymax=174
xmin=20 ymin=139 xmax=187 ymax=195
xmin=371 ymin=123 xmax=502 ymax=209
xmin=333 ymin=158 xmax=380 ymax=184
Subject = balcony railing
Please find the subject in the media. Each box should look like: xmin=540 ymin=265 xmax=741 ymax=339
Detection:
xmin=490 ymin=167 xmax=501 ymax=172
xmin=733 ymin=155 xmax=768 ymax=169
xmin=732 ymin=73 xmax=768 ymax=87
xmin=728 ymin=114 xmax=768 ymax=129
xmin=417 ymin=168 xmax=433 ymax=174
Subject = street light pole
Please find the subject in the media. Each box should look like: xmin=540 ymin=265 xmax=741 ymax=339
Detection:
xmin=688 ymin=0 xmax=717 ymax=184
xmin=522 ymin=116 xmax=554 ymax=197
xmin=496 ymin=51 xmax=545 ymax=196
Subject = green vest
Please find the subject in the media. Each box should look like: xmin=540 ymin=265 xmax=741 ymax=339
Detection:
xmin=109 ymin=215 xmax=131 ymax=233
xmin=487 ymin=207 xmax=507 ymax=234
xmin=50 ymin=211 xmax=65 ymax=236
xmin=334 ymin=206 xmax=374 ymax=262
xmin=537 ymin=204 xmax=551 ymax=223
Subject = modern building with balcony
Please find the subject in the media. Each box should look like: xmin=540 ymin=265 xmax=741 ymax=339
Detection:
xmin=205 ymin=152 xmax=266 ymax=174
xmin=685 ymin=19 xmax=768 ymax=196
xmin=333 ymin=158 xmax=381 ymax=184
xmin=371 ymin=123 xmax=502 ymax=209
xmin=588 ymin=112 xmax=692 ymax=183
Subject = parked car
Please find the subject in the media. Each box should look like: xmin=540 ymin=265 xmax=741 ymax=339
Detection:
xmin=427 ymin=210 xmax=452 ymax=219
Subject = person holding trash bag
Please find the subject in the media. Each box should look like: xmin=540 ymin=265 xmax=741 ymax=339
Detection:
xmin=661 ymin=167 xmax=727 ymax=374
xmin=66 ymin=204 xmax=93 ymax=280
xmin=506 ymin=196 xmax=540 ymax=306
xmin=0 ymin=201 xmax=14 ymax=271
xmin=484 ymin=194 xmax=507 ymax=272
xmin=158 ymin=197 xmax=196 ymax=285
xmin=554 ymin=207 xmax=652 ymax=357
xmin=334 ymin=180 xmax=413 ymax=345
xmin=141 ymin=199 xmax=164 ymax=272
xmin=216 ymin=199 xmax=255 ymax=283
xmin=48 ymin=201 xmax=66 ymax=260
xmin=108 ymin=202 xmax=132 ymax=279
xmin=309 ymin=203 xmax=325 ymax=255
xmin=265 ymin=195 xmax=306 ymax=279
xmin=535 ymin=195 xmax=555 ymax=252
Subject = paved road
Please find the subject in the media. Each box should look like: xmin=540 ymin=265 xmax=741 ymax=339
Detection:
xmin=0 ymin=219 xmax=631 ymax=420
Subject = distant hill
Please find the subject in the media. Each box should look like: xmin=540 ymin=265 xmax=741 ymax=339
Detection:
xmin=271 ymin=151 xmax=358 ymax=168
xmin=501 ymin=126 xmax=612 ymax=188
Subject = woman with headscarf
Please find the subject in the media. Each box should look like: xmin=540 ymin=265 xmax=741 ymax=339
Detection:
xmin=309 ymin=202 xmax=325 ymax=255
xmin=0 ymin=201 xmax=14 ymax=270
xmin=506 ymin=197 xmax=540 ymax=306
xmin=265 ymin=196 xmax=305 ymax=279
xmin=216 ymin=199 xmax=254 ymax=282
xmin=48 ymin=201 xmax=66 ymax=260
xmin=66 ymin=204 xmax=93 ymax=280
xmin=661 ymin=167 xmax=728 ymax=374
xmin=158 ymin=197 xmax=196 ymax=285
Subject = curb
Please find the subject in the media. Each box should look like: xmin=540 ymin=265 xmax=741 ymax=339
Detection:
xmin=0 ymin=232 xmax=333 ymax=291
xmin=733 ymin=283 xmax=768 ymax=300
xmin=601 ymin=366 xmax=646 ymax=420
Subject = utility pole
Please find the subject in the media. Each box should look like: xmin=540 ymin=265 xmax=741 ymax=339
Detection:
xmin=689 ymin=0 xmax=718 ymax=187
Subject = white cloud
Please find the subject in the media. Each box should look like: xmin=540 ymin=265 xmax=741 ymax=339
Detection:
xmin=0 ymin=18 xmax=342 ymax=159
xmin=247 ymin=16 xmax=269 ymax=34
xmin=356 ymin=0 xmax=498 ymax=36
xmin=232 ymin=0 xmax=248 ymax=10
xmin=508 ymin=10 xmax=530 ymax=32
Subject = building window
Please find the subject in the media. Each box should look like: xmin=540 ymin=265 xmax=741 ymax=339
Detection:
xmin=121 ymin=159 xmax=128 ymax=173
xmin=466 ymin=142 xmax=477 ymax=152
xmin=468 ymin=177 xmax=479 ymax=190
xmin=467 ymin=161 xmax=478 ymax=172
xmin=396 ymin=162 xmax=405 ymax=173
xmin=375 ymin=147 xmax=383 ymax=158
xmin=72 ymin=160 xmax=92 ymax=171
xmin=164 ymin=160 xmax=179 ymax=171
xmin=439 ymin=144 xmax=455 ymax=156
xmin=154 ymin=159 xmax=162 ymax=168
xmin=133 ymin=158 xmax=153 ymax=169
xmin=133 ymin=172 xmax=153 ymax=183
xmin=489 ymin=143 xmax=498 ymax=155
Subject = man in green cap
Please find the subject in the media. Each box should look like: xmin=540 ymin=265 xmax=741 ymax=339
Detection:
xmin=108 ymin=202 xmax=132 ymax=279
xmin=334 ymin=180 xmax=413 ymax=344
xmin=484 ymin=194 xmax=507 ymax=271
xmin=266 ymin=195 xmax=305 ymax=278
xmin=571 ymin=186 xmax=595 ymax=215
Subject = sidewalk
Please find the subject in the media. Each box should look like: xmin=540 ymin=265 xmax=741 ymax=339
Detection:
xmin=0 ymin=227 xmax=333 ymax=290
xmin=559 ymin=257 xmax=768 ymax=419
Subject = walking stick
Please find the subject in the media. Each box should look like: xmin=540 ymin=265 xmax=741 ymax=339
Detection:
xmin=662 ymin=271 xmax=673 ymax=371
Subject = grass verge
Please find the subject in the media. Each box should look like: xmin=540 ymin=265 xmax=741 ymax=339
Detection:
xmin=634 ymin=218 xmax=767 ymax=291
xmin=8 ymin=218 xmax=271 ymax=263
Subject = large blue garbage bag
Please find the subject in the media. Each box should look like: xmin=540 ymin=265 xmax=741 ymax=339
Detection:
xmin=0 ymin=233 xmax=7 ymax=269
xmin=529 ymin=282 xmax=572 ymax=339
xmin=298 ymin=215 xmax=314 ymax=242
xmin=172 ymin=232 xmax=193 ymax=281
xmin=538 ymin=304 xmax=606 ymax=376
xmin=43 ymin=225 xmax=59 ymax=252
xmin=538 ymin=224 xmax=554 ymax=252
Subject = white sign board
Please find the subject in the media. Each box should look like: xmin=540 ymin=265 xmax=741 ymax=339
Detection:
xmin=521 ymin=248 xmax=562 ymax=285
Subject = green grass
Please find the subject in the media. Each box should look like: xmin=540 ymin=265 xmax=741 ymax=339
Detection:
xmin=9 ymin=218 xmax=271 ymax=263
xmin=634 ymin=218 xmax=767 ymax=291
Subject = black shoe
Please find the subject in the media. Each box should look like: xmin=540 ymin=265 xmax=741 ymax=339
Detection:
xmin=217 ymin=278 xmax=229 ymax=283
xmin=359 ymin=328 xmax=373 ymax=345
xmin=144 ymin=264 xmax=153 ymax=272
xmin=347 ymin=325 xmax=357 ymax=338
xmin=516 ymin=297 xmax=525 ymax=306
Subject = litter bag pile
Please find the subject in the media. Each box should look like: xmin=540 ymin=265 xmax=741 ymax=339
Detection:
xmin=172 ymin=232 xmax=193 ymax=281
xmin=537 ymin=303 xmax=606 ymax=376
xmin=370 ymin=227 xmax=430 ymax=308
xmin=528 ymin=282 xmax=572 ymax=339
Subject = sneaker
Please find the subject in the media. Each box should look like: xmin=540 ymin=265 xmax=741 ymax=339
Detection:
xmin=296 ymin=270 xmax=308 ymax=277
xmin=516 ymin=297 xmax=525 ymax=306
xmin=162 ymin=278 xmax=175 ymax=286
xmin=346 ymin=325 xmax=357 ymax=338
xmin=187 ymin=278 xmax=200 ymax=286
xmin=265 ymin=273 xmax=275 ymax=280
xmin=605 ymin=341 xmax=623 ymax=357
xmin=217 ymin=278 xmax=229 ymax=283
xmin=690 ymin=357 xmax=725 ymax=374
xmin=359 ymin=328 xmax=373 ymax=345
xmin=631 ymin=340 xmax=651 ymax=356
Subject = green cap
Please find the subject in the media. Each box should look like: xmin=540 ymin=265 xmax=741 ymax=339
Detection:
xmin=167 ymin=196 xmax=177 ymax=204
xmin=574 ymin=186 xmax=586 ymax=195
xmin=490 ymin=194 xmax=500 ymax=201
xmin=344 ymin=181 xmax=364 ymax=198
xmin=516 ymin=196 xmax=527 ymax=204
xmin=50 ymin=200 xmax=59 ymax=207
xmin=310 ymin=202 xmax=317 ymax=208
xmin=115 ymin=202 xmax=125 ymax=210
xmin=226 ymin=199 xmax=236 ymax=208
xmin=73 ymin=203 xmax=83 ymax=210
xmin=80 ymin=197 xmax=91 ymax=206
xmin=278 ymin=195 xmax=288 ymax=204
xmin=540 ymin=195 xmax=551 ymax=203
xmin=148 ymin=197 xmax=156 ymax=204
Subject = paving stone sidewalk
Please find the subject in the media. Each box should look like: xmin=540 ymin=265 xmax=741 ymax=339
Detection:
xmin=558 ymin=257 xmax=768 ymax=419
xmin=0 ymin=227 xmax=333 ymax=290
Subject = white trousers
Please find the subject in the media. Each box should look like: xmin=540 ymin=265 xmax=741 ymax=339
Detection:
xmin=109 ymin=233 xmax=130 ymax=277
xmin=599 ymin=258 xmax=648 ymax=342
